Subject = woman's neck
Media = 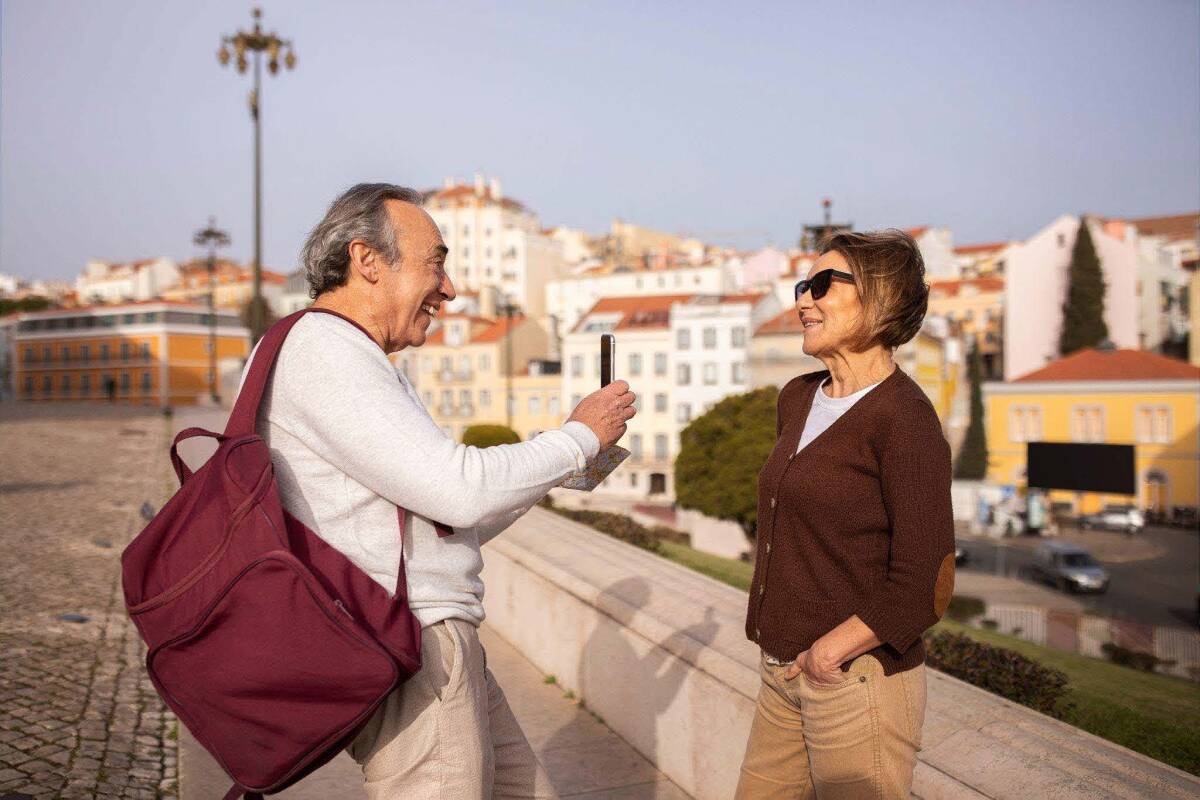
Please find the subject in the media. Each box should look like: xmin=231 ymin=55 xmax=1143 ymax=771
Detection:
xmin=819 ymin=347 xmax=896 ymax=398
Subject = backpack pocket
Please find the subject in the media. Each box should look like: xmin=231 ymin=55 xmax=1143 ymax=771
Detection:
xmin=147 ymin=550 xmax=398 ymax=792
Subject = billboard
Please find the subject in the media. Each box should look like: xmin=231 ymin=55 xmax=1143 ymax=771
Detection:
xmin=1026 ymin=442 xmax=1136 ymax=495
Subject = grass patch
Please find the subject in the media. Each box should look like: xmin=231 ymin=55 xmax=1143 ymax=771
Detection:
xmin=935 ymin=619 xmax=1200 ymax=775
xmin=543 ymin=674 xmax=556 ymax=685
xmin=658 ymin=540 xmax=753 ymax=591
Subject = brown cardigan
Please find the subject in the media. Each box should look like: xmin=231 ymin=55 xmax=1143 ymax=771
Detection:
xmin=745 ymin=367 xmax=956 ymax=676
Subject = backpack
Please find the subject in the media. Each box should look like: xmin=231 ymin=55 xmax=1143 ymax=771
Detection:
xmin=121 ymin=308 xmax=424 ymax=799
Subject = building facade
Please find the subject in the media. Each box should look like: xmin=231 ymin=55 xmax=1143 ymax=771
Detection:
xmin=983 ymin=348 xmax=1200 ymax=515
xmin=927 ymin=276 xmax=1004 ymax=378
xmin=75 ymin=258 xmax=180 ymax=304
xmin=160 ymin=261 xmax=288 ymax=316
xmin=12 ymin=302 xmax=250 ymax=407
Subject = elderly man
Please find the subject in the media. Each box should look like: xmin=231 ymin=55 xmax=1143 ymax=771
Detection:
xmin=248 ymin=183 xmax=635 ymax=798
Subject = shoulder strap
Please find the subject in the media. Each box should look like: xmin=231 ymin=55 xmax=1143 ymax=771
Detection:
xmin=224 ymin=309 xmax=313 ymax=437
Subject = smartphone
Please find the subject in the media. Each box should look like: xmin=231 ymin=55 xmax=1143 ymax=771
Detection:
xmin=600 ymin=334 xmax=615 ymax=388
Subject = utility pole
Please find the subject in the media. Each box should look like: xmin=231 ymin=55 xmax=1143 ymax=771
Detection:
xmin=218 ymin=7 xmax=296 ymax=344
xmin=194 ymin=217 xmax=230 ymax=404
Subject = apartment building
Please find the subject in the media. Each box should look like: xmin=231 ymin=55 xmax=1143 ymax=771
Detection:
xmin=75 ymin=258 xmax=180 ymax=304
xmin=12 ymin=302 xmax=250 ymax=407
xmin=748 ymin=307 xmax=822 ymax=390
xmin=160 ymin=260 xmax=288 ymax=316
xmin=927 ymin=276 xmax=1004 ymax=378
xmin=954 ymin=241 xmax=1017 ymax=277
xmin=1127 ymin=213 xmax=1198 ymax=356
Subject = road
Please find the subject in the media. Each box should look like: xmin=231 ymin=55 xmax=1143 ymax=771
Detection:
xmin=957 ymin=525 xmax=1199 ymax=629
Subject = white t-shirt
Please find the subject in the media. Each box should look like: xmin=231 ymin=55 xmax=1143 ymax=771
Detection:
xmin=795 ymin=378 xmax=882 ymax=453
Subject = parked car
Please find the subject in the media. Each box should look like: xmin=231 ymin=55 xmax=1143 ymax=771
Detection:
xmin=1079 ymin=504 xmax=1145 ymax=534
xmin=954 ymin=543 xmax=969 ymax=566
xmin=1030 ymin=542 xmax=1110 ymax=593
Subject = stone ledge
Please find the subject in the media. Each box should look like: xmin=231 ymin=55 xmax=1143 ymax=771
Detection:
xmin=482 ymin=506 xmax=1200 ymax=800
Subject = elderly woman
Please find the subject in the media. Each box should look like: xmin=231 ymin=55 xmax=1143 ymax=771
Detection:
xmin=735 ymin=230 xmax=955 ymax=799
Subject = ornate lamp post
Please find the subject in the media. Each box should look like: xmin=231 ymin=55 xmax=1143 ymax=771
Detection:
xmin=194 ymin=217 xmax=231 ymax=404
xmin=217 ymin=7 xmax=296 ymax=344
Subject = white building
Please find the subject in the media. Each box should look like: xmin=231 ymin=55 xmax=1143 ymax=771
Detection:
xmin=561 ymin=292 xmax=778 ymax=501
xmin=906 ymin=226 xmax=958 ymax=279
xmin=0 ymin=273 xmax=19 ymax=297
xmin=545 ymin=226 xmax=597 ymax=267
xmin=546 ymin=261 xmax=735 ymax=344
xmin=424 ymin=175 xmax=565 ymax=319
xmin=1127 ymin=214 xmax=1198 ymax=355
xmin=1004 ymin=215 xmax=1140 ymax=380
xmin=75 ymin=257 xmax=180 ymax=304
xmin=277 ymin=270 xmax=313 ymax=315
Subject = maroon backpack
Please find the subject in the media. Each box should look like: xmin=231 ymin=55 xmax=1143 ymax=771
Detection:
xmin=121 ymin=308 xmax=425 ymax=799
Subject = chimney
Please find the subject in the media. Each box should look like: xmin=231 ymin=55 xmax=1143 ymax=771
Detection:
xmin=473 ymin=173 xmax=485 ymax=197
xmin=489 ymin=177 xmax=503 ymax=200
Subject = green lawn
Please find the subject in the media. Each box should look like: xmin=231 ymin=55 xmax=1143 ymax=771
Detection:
xmin=653 ymin=539 xmax=1200 ymax=775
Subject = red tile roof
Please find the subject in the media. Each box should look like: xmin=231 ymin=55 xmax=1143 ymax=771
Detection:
xmin=953 ymin=242 xmax=1009 ymax=256
xmin=424 ymin=184 xmax=525 ymax=212
xmin=473 ymin=315 xmax=525 ymax=343
xmin=928 ymin=276 xmax=1005 ymax=297
xmin=1013 ymin=348 xmax=1200 ymax=383
xmin=755 ymin=307 xmax=804 ymax=336
xmin=572 ymin=294 xmax=694 ymax=333
xmin=1126 ymin=213 xmax=1199 ymax=242
xmin=718 ymin=292 xmax=770 ymax=305
xmin=905 ymin=226 xmax=929 ymax=239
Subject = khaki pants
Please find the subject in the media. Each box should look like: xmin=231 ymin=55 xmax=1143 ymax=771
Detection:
xmin=347 ymin=619 xmax=557 ymax=799
xmin=735 ymin=653 xmax=926 ymax=800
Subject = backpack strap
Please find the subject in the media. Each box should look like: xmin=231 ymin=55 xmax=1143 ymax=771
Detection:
xmin=222 ymin=784 xmax=261 ymax=800
xmin=224 ymin=309 xmax=313 ymax=438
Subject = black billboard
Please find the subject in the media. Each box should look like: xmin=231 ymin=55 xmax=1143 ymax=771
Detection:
xmin=1026 ymin=442 xmax=1136 ymax=495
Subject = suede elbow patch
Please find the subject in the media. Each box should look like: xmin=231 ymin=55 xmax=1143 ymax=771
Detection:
xmin=933 ymin=553 xmax=956 ymax=618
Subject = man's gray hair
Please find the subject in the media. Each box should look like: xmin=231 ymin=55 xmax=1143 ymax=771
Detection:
xmin=300 ymin=183 xmax=424 ymax=298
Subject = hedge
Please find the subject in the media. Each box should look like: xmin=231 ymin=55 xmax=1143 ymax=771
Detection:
xmin=924 ymin=630 xmax=1071 ymax=718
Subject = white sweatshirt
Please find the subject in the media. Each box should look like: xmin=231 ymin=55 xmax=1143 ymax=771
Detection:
xmin=795 ymin=378 xmax=882 ymax=454
xmin=244 ymin=312 xmax=600 ymax=628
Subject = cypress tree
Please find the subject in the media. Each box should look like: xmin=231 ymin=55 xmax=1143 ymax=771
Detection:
xmin=954 ymin=342 xmax=989 ymax=480
xmin=1058 ymin=217 xmax=1109 ymax=355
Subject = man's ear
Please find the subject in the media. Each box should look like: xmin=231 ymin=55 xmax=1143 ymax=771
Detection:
xmin=347 ymin=240 xmax=381 ymax=284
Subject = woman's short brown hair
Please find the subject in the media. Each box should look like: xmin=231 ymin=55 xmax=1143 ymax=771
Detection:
xmin=820 ymin=229 xmax=929 ymax=351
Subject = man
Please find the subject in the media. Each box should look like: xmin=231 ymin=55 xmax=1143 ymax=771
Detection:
xmin=246 ymin=184 xmax=635 ymax=798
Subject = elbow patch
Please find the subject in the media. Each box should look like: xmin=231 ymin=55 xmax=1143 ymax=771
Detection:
xmin=933 ymin=553 xmax=955 ymax=618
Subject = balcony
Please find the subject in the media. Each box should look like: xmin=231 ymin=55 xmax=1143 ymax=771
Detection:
xmin=438 ymin=368 xmax=474 ymax=383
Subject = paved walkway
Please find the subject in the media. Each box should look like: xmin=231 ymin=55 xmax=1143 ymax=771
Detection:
xmin=0 ymin=404 xmax=178 ymax=799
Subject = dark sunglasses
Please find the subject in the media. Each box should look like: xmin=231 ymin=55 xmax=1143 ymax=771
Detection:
xmin=794 ymin=269 xmax=856 ymax=302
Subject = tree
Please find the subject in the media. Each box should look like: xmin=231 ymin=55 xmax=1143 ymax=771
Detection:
xmin=954 ymin=342 xmax=988 ymax=480
xmin=462 ymin=424 xmax=520 ymax=448
xmin=0 ymin=296 xmax=51 ymax=317
xmin=675 ymin=386 xmax=778 ymax=541
xmin=1059 ymin=217 xmax=1108 ymax=355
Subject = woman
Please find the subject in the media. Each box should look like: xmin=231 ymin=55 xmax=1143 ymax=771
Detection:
xmin=735 ymin=230 xmax=956 ymax=799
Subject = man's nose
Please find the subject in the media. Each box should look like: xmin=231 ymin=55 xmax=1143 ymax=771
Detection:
xmin=440 ymin=272 xmax=457 ymax=302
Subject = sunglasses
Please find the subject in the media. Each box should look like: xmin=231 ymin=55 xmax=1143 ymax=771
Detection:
xmin=794 ymin=269 xmax=856 ymax=302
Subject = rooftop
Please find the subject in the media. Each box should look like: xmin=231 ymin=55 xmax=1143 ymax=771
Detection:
xmin=1126 ymin=213 xmax=1200 ymax=243
xmin=929 ymin=276 xmax=1006 ymax=297
xmin=954 ymin=241 xmax=1011 ymax=256
xmin=1013 ymin=348 xmax=1200 ymax=383
xmin=572 ymin=294 xmax=695 ymax=334
xmin=755 ymin=307 xmax=803 ymax=336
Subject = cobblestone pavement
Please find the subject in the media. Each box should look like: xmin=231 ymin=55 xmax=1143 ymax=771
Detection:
xmin=1 ymin=404 xmax=178 ymax=799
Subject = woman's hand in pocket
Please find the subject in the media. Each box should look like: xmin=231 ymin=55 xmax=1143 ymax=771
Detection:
xmin=786 ymin=642 xmax=844 ymax=686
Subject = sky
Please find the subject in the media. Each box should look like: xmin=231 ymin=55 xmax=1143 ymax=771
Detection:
xmin=1 ymin=0 xmax=1198 ymax=282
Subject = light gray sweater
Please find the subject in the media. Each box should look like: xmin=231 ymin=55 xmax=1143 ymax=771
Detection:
xmin=245 ymin=313 xmax=600 ymax=628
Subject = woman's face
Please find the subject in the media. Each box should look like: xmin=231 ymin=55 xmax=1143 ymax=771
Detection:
xmin=797 ymin=250 xmax=862 ymax=357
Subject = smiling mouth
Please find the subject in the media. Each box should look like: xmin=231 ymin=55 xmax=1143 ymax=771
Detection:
xmin=421 ymin=302 xmax=439 ymax=318
xmin=802 ymin=319 xmax=822 ymax=329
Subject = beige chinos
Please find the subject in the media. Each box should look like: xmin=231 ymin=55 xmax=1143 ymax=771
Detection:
xmin=347 ymin=619 xmax=557 ymax=799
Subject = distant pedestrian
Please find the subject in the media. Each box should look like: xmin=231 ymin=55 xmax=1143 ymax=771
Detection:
xmin=103 ymin=376 xmax=116 ymax=403
xmin=737 ymin=230 xmax=955 ymax=799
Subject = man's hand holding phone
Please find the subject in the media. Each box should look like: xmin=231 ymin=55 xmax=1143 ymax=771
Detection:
xmin=567 ymin=380 xmax=636 ymax=452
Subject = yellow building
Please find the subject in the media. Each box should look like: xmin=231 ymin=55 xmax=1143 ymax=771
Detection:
xmin=927 ymin=276 xmax=1004 ymax=379
xmin=394 ymin=313 xmax=559 ymax=441
xmin=983 ymin=347 xmax=1200 ymax=515
xmin=13 ymin=302 xmax=250 ymax=407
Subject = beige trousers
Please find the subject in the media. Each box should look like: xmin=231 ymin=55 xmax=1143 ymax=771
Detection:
xmin=735 ymin=653 xmax=926 ymax=800
xmin=346 ymin=619 xmax=558 ymax=799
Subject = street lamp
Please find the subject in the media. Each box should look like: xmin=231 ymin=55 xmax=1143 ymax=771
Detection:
xmin=217 ymin=6 xmax=296 ymax=345
xmin=194 ymin=217 xmax=231 ymax=404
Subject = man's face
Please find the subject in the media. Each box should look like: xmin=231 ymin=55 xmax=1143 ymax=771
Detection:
xmin=376 ymin=200 xmax=453 ymax=351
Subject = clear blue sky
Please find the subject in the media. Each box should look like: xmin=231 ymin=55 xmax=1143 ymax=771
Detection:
xmin=2 ymin=0 xmax=1197 ymax=281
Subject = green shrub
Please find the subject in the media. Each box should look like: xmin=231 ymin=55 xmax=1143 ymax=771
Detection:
xmin=1100 ymin=643 xmax=1176 ymax=674
xmin=924 ymin=630 xmax=1071 ymax=718
xmin=462 ymin=424 xmax=521 ymax=448
xmin=945 ymin=595 xmax=986 ymax=622
xmin=539 ymin=499 xmax=663 ymax=553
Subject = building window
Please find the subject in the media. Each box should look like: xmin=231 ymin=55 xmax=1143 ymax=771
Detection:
xmin=1135 ymin=406 xmax=1171 ymax=444
xmin=702 ymin=363 xmax=718 ymax=385
xmin=459 ymin=355 xmax=471 ymax=373
xmin=141 ymin=342 xmax=151 ymax=360
xmin=732 ymin=362 xmax=746 ymax=384
xmin=571 ymin=394 xmax=582 ymax=409
xmin=80 ymin=344 xmax=91 ymax=361
xmin=120 ymin=342 xmax=131 ymax=361
xmin=529 ymin=396 xmax=541 ymax=414
xmin=42 ymin=346 xmax=51 ymax=362
xmin=61 ymin=374 xmax=71 ymax=394
xmin=630 ymin=434 xmax=643 ymax=459
xmin=42 ymin=375 xmax=52 ymax=394
xmin=61 ymin=345 xmax=71 ymax=361
xmin=480 ymin=354 xmax=491 ymax=371
xmin=120 ymin=372 xmax=131 ymax=393
xmin=462 ymin=225 xmax=471 ymax=236
xmin=1009 ymin=405 xmax=1043 ymax=443
xmin=677 ymin=403 xmax=692 ymax=423
xmin=423 ymin=391 xmax=433 ymax=406
xmin=593 ymin=354 xmax=601 ymax=376
xmin=676 ymin=329 xmax=691 ymax=350
xmin=548 ymin=395 xmax=560 ymax=416
xmin=702 ymin=327 xmax=716 ymax=349
xmin=654 ymin=352 xmax=667 ymax=376
xmin=654 ymin=434 xmax=668 ymax=460
xmin=459 ymin=389 xmax=471 ymax=408
xmin=1069 ymin=405 xmax=1105 ymax=443
xmin=654 ymin=393 xmax=667 ymax=413
xmin=80 ymin=374 xmax=91 ymax=395
xmin=24 ymin=376 xmax=33 ymax=396
xmin=676 ymin=364 xmax=691 ymax=385
xmin=141 ymin=372 xmax=152 ymax=392
xmin=463 ymin=247 xmax=470 ymax=258
xmin=100 ymin=344 xmax=110 ymax=362
xmin=629 ymin=353 xmax=642 ymax=376
xmin=570 ymin=355 xmax=583 ymax=377
xmin=630 ymin=472 xmax=638 ymax=488
xmin=731 ymin=326 xmax=746 ymax=347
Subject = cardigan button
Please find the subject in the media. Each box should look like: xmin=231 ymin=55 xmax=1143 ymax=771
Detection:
xmin=765 ymin=541 xmax=771 ymax=554
xmin=758 ymin=584 xmax=764 ymax=596
xmin=770 ymin=497 xmax=777 ymax=509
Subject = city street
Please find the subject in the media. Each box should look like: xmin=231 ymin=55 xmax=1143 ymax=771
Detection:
xmin=957 ymin=525 xmax=1199 ymax=629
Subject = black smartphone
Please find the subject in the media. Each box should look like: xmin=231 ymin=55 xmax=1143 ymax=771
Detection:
xmin=600 ymin=334 xmax=615 ymax=388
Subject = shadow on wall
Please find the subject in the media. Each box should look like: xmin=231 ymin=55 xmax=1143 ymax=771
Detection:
xmin=541 ymin=577 xmax=721 ymax=794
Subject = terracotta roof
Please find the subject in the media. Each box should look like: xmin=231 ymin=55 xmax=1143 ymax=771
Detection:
xmin=15 ymin=299 xmax=227 ymax=318
xmin=953 ymin=242 xmax=1009 ymax=256
xmin=424 ymin=184 xmax=525 ymax=212
xmin=905 ymin=226 xmax=929 ymax=239
xmin=572 ymin=294 xmax=694 ymax=334
xmin=928 ymin=276 xmax=1005 ymax=297
xmin=1013 ymin=348 xmax=1200 ymax=383
xmin=473 ymin=315 xmax=525 ymax=343
xmin=755 ymin=307 xmax=804 ymax=336
xmin=1126 ymin=213 xmax=1199 ymax=243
